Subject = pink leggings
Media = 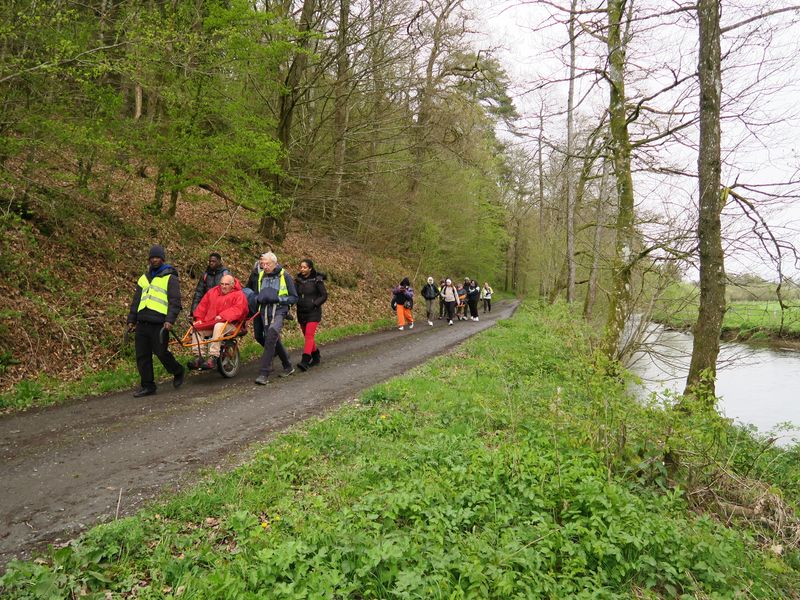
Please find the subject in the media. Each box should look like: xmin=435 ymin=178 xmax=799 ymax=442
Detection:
xmin=300 ymin=321 xmax=319 ymax=354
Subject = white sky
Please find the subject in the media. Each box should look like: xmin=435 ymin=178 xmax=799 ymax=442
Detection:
xmin=465 ymin=0 xmax=800 ymax=280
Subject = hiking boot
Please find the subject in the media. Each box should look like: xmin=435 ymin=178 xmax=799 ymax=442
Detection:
xmin=280 ymin=366 xmax=295 ymax=378
xmin=187 ymin=356 xmax=203 ymax=370
xmin=173 ymin=367 xmax=185 ymax=389
xmin=133 ymin=387 xmax=156 ymax=398
xmin=254 ymin=375 xmax=270 ymax=385
xmin=297 ymin=353 xmax=312 ymax=372
xmin=202 ymin=356 xmax=218 ymax=370
xmin=409 ymin=322 xmax=414 ymax=329
xmin=309 ymin=350 xmax=321 ymax=367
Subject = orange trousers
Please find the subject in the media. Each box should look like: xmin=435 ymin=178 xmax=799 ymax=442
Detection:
xmin=396 ymin=304 xmax=414 ymax=327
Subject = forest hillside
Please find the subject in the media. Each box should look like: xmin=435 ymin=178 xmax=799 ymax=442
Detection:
xmin=0 ymin=158 xmax=412 ymax=395
xmin=0 ymin=0 xmax=521 ymax=402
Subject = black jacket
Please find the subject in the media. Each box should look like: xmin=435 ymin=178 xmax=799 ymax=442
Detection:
xmin=191 ymin=265 xmax=229 ymax=314
xmin=295 ymin=271 xmax=328 ymax=323
xmin=421 ymin=283 xmax=439 ymax=300
xmin=127 ymin=264 xmax=182 ymax=325
xmin=467 ymin=285 xmax=481 ymax=302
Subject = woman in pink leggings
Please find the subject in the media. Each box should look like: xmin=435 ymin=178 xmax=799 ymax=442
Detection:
xmin=294 ymin=259 xmax=328 ymax=371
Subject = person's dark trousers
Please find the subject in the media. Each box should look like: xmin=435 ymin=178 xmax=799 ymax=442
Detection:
xmin=468 ymin=299 xmax=479 ymax=318
xmin=425 ymin=298 xmax=436 ymax=322
xmin=438 ymin=297 xmax=445 ymax=318
xmin=135 ymin=321 xmax=182 ymax=389
xmin=445 ymin=301 xmax=456 ymax=321
xmin=483 ymin=299 xmax=491 ymax=313
xmin=255 ymin=313 xmax=291 ymax=369
xmin=259 ymin=311 xmax=289 ymax=375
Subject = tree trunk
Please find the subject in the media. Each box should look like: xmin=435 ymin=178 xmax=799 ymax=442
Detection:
xmin=685 ymin=0 xmax=725 ymax=400
xmin=584 ymin=158 xmax=610 ymax=319
xmin=167 ymin=188 xmax=179 ymax=217
xmin=565 ymin=0 xmax=578 ymax=303
xmin=149 ymin=166 xmax=165 ymax=214
xmin=537 ymin=110 xmax=547 ymax=299
xmin=329 ymin=0 xmax=350 ymax=220
xmin=602 ymin=0 xmax=636 ymax=361
xmin=260 ymin=0 xmax=317 ymax=238
xmin=134 ymin=83 xmax=143 ymax=121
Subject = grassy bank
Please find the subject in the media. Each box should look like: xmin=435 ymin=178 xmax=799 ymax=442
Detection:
xmin=0 ymin=317 xmax=394 ymax=413
xmin=3 ymin=304 xmax=799 ymax=598
xmin=653 ymin=297 xmax=800 ymax=340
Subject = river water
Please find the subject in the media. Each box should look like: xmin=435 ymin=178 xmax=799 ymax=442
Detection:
xmin=627 ymin=323 xmax=800 ymax=445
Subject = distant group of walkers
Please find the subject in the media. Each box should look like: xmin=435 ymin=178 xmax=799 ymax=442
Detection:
xmin=126 ymin=246 xmax=326 ymax=397
xmin=392 ymin=277 xmax=493 ymax=329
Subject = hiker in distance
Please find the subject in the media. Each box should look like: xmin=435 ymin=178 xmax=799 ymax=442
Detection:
xmin=421 ymin=276 xmax=440 ymax=326
xmin=466 ymin=279 xmax=481 ymax=322
xmin=294 ymin=258 xmax=327 ymax=371
xmin=127 ymin=244 xmax=185 ymax=397
xmin=254 ymin=252 xmax=298 ymax=385
xmin=481 ymin=281 xmax=493 ymax=313
xmin=190 ymin=251 xmax=229 ymax=314
xmin=440 ymin=278 xmax=460 ymax=326
xmin=392 ymin=277 xmax=415 ymax=330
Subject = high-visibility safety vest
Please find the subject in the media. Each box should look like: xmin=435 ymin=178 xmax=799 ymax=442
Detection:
xmin=257 ymin=268 xmax=289 ymax=300
xmin=137 ymin=273 xmax=171 ymax=315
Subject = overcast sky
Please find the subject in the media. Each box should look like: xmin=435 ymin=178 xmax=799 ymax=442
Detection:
xmin=465 ymin=0 xmax=800 ymax=280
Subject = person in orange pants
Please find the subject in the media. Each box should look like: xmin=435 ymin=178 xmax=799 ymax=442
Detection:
xmin=392 ymin=277 xmax=415 ymax=330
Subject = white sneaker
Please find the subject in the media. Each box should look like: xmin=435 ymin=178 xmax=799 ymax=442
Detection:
xmin=448 ymin=320 xmax=453 ymax=325
xmin=409 ymin=322 xmax=414 ymax=329
xmin=428 ymin=320 xmax=433 ymax=326
xmin=475 ymin=316 xmax=479 ymax=322
xmin=398 ymin=326 xmax=404 ymax=330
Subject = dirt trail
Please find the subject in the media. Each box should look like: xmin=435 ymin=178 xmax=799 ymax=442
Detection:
xmin=0 ymin=301 xmax=518 ymax=567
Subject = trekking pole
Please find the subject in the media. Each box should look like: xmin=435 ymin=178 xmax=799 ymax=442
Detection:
xmin=160 ymin=325 xmax=183 ymax=346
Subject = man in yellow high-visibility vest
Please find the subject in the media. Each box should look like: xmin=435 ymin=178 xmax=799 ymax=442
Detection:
xmin=127 ymin=245 xmax=185 ymax=397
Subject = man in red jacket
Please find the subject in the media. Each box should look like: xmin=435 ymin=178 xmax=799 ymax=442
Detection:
xmin=189 ymin=274 xmax=249 ymax=370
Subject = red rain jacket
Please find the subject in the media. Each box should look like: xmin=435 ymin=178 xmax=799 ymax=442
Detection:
xmin=192 ymin=278 xmax=249 ymax=330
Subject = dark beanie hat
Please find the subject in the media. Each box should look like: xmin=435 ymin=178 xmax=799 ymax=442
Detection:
xmin=149 ymin=244 xmax=166 ymax=259
xmin=400 ymin=277 xmax=410 ymax=286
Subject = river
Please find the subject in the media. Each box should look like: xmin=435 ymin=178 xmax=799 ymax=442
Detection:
xmin=627 ymin=323 xmax=800 ymax=446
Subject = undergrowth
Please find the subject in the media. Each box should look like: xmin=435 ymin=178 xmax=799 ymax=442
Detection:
xmin=2 ymin=303 xmax=798 ymax=598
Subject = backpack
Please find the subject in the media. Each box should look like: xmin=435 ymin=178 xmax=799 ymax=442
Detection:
xmin=242 ymin=287 xmax=259 ymax=318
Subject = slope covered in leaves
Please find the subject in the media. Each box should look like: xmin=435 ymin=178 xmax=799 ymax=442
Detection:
xmin=0 ymin=160 xmax=409 ymax=398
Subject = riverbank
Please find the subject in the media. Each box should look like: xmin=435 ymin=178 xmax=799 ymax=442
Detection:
xmin=652 ymin=299 xmax=800 ymax=347
xmin=2 ymin=303 xmax=799 ymax=598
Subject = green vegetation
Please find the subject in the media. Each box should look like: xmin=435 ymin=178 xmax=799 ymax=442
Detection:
xmin=653 ymin=292 xmax=800 ymax=338
xmin=3 ymin=304 xmax=798 ymax=598
xmin=0 ymin=317 xmax=394 ymax=413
